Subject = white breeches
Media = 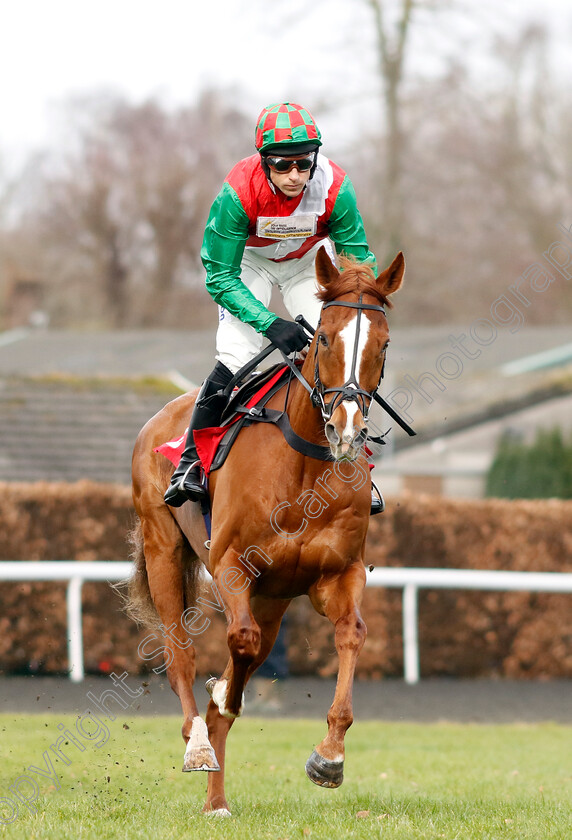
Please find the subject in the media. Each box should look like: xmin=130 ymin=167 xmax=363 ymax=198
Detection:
xmin=215 ymin=242 xmax=333 ymax=374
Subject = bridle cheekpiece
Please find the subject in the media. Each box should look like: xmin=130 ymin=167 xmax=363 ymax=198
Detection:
xmin=311 ymin=295 xmax=387 ymax=423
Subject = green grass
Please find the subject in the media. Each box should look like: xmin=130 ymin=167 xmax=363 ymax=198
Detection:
xmin=1 ymin=713 xmax=571 ymax=839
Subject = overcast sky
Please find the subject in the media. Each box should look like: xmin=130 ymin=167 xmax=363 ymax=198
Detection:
xmin=1 ymin=0 xmax=571 ymax=170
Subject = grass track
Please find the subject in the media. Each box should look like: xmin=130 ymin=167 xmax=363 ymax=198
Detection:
xmin=1 ymin=713 xmax=571 ymax=839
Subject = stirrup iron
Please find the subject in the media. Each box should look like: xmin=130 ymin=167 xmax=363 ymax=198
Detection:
xmin=370 ymin=480 xmax=385 ymax=515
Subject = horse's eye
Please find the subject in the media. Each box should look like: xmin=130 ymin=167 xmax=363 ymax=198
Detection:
xmin=318 ymin=333 xmax=328 ymax=347
xmin=381 ymin=341 xmax=389 ymax=356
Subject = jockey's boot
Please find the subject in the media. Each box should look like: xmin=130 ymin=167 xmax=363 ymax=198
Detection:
xmin=164 ymin=362 xmax=234 ymax=508
xmin=370 ymin=480 xmax=385 ymax=516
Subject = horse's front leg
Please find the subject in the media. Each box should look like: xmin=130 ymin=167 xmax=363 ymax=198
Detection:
xmin=305 ymin=561 xmax=367 ymax=788
xmin=202 ymin=600 xmax=291 ymax=814
xmin=207 ymin=559 xmax=262 ymax=719
xmin=202 ymin=699 xmax=234 ymax=815
xmin=201 ymin=567 xmax=276 ymax=815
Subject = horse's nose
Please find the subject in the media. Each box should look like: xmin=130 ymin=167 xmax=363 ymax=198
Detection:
xmin=325 ymin=413 xmax=368 ymax=456
xmin=325 ymin=421 xmax=341 ymax=446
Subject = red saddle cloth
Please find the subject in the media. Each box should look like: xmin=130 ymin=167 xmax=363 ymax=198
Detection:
xmin=154 ymin=365 xmax=288 ymax=477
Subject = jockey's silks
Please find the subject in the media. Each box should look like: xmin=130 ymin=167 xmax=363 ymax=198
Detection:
xmin=200 ymin=154 xmax=376 ymax=334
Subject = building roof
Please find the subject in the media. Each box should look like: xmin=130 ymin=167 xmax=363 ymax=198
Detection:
xmin=0 ymin=376 xmax=182 ymax=484
xmin=0 ymin=326 xmax=571 ymax=486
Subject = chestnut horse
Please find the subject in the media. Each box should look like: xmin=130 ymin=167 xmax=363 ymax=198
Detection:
xmin=129 ymin=246 xmax=404 ymax=815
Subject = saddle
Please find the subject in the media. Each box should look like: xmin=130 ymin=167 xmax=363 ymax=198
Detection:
xmin=220 ymin=362 xmax=289 ymax=425
xmin=196 ymin=363 xmax=292 ymax=476
xmin=155 ymin=361 xmax=382 ymax=535
xmin=155 ymin=361 xmax=336 ymax=483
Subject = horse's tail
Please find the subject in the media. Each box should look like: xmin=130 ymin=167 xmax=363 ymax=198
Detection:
xmin=122 ymin=516 xmax=202 ymax=628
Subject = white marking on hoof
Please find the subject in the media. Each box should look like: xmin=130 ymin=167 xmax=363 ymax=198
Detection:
xmin=205 ymin=808 xmax=232 ymax=817
xmin=182 ymin=716 xmax=220 ymax=772
xmin=208 ymin=677 xmax=244 ymax=719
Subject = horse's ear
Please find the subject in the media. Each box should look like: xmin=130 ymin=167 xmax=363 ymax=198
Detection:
xmin=315 ymin=245 xmax=340 ymax=287
xmin=377 ymin=251 xmax=405 ymax=297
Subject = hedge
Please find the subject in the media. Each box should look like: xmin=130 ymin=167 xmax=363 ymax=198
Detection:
xmin=1 ymin=482 xmax=571 ymax=679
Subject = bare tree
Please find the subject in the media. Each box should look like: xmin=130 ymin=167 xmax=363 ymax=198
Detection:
xmin=364 ymin=0 xmax=415 ymax=258
xmin=489 ymin=24 xmax=566 ymax=251
xmin=6 ymin=90 xmax=252 ymax=328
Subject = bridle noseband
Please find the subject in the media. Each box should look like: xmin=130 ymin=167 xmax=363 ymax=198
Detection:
xmin=311 ymin=296 xmax=387 ymax=423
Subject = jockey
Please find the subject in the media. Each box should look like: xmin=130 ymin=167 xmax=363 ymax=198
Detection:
xmin=164 ymin=102 xmax=382 ymax=513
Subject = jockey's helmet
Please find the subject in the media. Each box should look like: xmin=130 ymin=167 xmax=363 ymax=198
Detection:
xmin=255 ymin=102 xmax=322 ymax=156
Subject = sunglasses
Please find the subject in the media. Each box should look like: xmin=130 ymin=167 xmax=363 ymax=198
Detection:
xmin=264 ymin=153 xmax=315 ymax=173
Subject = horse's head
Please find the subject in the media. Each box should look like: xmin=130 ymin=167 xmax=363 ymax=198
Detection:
xmin=311 ymin=246 xmax=404 ymax=461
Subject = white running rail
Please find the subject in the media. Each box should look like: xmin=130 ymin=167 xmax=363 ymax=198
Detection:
xmin=0 ymin=561 xmax=132 ymax=683
xmin=2 ymin=562 xmax=572 ymax=684
xmin=367 ymin=567 xmax=572 ymax=684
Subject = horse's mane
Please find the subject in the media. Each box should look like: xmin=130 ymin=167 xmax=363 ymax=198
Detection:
xmin=316 ymin=255 xmax=393 ymax=309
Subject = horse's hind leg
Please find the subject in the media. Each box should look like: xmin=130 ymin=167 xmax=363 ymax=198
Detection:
xmin=305 ymin=562 xmax=367 ymax=788
xmin=140 ymin=511 xmax=218 ymax=772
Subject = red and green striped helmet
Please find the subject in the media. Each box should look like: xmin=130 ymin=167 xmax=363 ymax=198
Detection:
xmin=255 ymin=102 xmax=322 ymax=154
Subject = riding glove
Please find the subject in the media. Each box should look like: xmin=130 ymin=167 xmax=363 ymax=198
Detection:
xmin=264 ymin=317 xmax=309 ymax=354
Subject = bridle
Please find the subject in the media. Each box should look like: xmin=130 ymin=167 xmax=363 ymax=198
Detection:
xmin=221 ymin=292 xmax=415 ymax=461
xmin=310 ymin=296 xmax=387 ymax=423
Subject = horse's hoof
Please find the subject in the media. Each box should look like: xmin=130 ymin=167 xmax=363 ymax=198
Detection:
xmin=205 ymin=677 xmax=244 ymax=718
xmin=305 ymin=750 xmax=344 ymax=788
xmin=205 ymin=676 xmax=217 ymax=697
xmin=182 ymin=715 xmax=220 ymax=772
xmin=204 ymin=808 xmax=232 ymax=818
xmin=182 ymin=745 xmax=220 ymax=772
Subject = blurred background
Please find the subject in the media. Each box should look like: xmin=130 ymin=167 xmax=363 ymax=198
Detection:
xmin=1 ymin=0 xmax=571 ymax=495
xmin=0 ymin=0 xmax=571 ymax=686
xmin=2 ymin=0 xmax=571 ymax=330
